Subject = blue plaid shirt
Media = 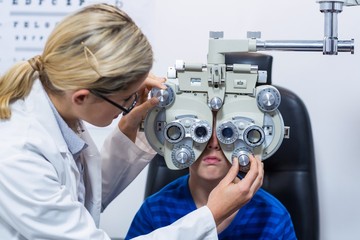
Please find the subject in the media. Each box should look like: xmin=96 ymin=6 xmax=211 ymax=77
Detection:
xmin=126 ymin=175 xmax=297 ymax=240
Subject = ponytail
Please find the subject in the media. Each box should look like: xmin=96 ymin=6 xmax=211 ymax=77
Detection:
xmin=0 ymin=57 xmax=41 ymax=120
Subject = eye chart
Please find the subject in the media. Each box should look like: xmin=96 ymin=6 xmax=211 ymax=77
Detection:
xmin=0 ymin=0 xmax=153 ymax=74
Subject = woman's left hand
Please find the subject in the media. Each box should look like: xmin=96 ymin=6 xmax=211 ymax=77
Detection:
xmin=118 ymin=73 xmax=166 ymax=142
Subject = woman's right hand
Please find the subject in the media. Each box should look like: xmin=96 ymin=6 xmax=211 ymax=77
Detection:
xmin=206 ymin=155 xmax=264 ymax=226
xmin=117 ymin=73 xmax=166 ymax=142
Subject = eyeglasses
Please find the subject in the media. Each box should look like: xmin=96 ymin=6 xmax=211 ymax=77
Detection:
xmin=90 ymin=90 xmax=138 ymax=116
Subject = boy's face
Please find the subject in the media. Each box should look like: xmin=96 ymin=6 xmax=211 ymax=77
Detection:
xmin=189 ymin=112 xmax=232 ymax=182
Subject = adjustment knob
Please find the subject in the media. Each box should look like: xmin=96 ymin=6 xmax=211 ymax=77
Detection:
xmin=232 ymin=147 xmax=253 ymax=172
xmin=238 ymin=153 xmax=250 ymax=167
xmin=150 ymin=84 xmax=175 ymax=108
xmin=171 ymin=145 xmax=196 ymax=169
xmin=256 ymin=86 xmax=281 ymax=112
xmin=176 ymin=150 xmax=191 ymax=164
xmin=209 ymin=96 xmax=223 ymax=111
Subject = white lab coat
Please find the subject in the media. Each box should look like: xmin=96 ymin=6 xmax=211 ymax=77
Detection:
xmin=0 ymin=80 xmax=217 ymax=240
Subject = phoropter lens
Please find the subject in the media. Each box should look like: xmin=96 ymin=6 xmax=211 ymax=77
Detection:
xmin=167 ymin=125 xmax=182 ymax=141
xmin=222 ymin=127 xmax=234 ymax=139
xmin=191 ymin=120 xmax=212 ymax=143
xmin=243 ymin=125 xmax=265 ymax=147
xmin=247 ymin=129 xmax=262 ymax=144
xmin=195 ymin=126 xmax=208 ymax=138
xmin=216 ymin=121 xmax=238 ymax=144
xmin=164 ymin=121 xmax=185 ymax=143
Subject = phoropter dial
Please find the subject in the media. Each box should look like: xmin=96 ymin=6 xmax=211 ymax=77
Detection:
xmin=150 ymin=83 xmax=175 ymax=108
xmin=232 ymin=147 xmax=253 ymax=172
xmin=171 ymin=144 xmax=196 ymax=169
xmin=256 ymin=86 xmax=281 ymax=112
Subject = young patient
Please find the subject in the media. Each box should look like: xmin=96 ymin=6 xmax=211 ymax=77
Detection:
xmin=125 ymin=112 xmax=297 ymax=240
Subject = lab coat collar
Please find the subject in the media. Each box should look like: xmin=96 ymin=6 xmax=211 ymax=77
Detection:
xmin=24 ymin=79 xmax=70 ymax=153
xmin=46 ymin=94 xmax=88 ymax=156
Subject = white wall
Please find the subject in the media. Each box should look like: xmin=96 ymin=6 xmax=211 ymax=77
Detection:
xmin=100 ymin=0 xmax=360 ymax=239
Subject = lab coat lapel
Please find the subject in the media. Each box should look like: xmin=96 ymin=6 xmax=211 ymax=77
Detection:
xmin=25 ymin=80 xmax=79 ymax=200
xmin=80 ymin=125 xmax=102 ymax=227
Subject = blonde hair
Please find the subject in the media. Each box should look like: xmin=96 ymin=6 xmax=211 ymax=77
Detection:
xmin=0 ymin=3 xmax=153 ymax=119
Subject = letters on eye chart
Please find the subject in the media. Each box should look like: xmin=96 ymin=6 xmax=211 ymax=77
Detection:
xmin=0 ymin=1 xmax=124 ymax=73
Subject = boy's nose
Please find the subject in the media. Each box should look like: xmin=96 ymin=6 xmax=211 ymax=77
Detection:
xmin=207 ymin=127 xmax=220 ymax=150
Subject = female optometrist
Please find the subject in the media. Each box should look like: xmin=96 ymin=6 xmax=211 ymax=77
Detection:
xmin=0 ymin=3 xmax=264 ymax=240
